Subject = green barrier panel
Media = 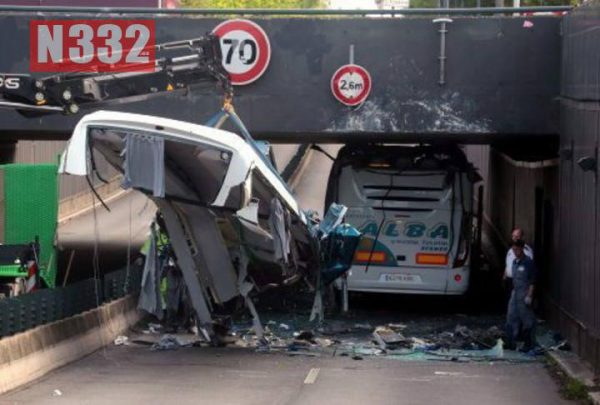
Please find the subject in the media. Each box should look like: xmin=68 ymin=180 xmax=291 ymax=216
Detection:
xmin=3 ymin=163 xmax=58 ymax=287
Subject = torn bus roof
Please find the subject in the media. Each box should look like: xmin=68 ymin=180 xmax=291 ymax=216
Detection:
xmin=59 ymin=110 xmax=359 ymax=342
xmin=59 ymin=111 xmax=302 ymax=215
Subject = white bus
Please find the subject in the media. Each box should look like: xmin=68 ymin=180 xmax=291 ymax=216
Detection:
xmin=326 ymin=144 xmax=480 ymax=295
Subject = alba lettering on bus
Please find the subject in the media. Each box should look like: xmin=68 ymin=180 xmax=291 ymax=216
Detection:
xmin=359 ymin=221 xmax=449 ymax=239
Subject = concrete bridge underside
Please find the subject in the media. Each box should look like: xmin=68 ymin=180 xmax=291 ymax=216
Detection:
xmin=0 ymin=13 xmax=561 ymax=143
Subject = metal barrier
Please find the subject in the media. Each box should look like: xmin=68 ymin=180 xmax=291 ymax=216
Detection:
xmin=0 ymin=266 xmax=142 ymax=338
xmin=104 ymin=266 xmax=143 ymax=302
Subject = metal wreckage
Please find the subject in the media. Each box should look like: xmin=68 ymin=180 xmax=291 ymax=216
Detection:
xmin=0 ymin=34 xmax=361 ymax=343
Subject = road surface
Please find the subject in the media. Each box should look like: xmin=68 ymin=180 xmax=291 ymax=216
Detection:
xmin=0 ymin=344 xmax=568 ymax=405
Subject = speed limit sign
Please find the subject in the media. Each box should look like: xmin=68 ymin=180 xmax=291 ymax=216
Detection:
xmin=213 ymin=19 xmax=271 ymax=86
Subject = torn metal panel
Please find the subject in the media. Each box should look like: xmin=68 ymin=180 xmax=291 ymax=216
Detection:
xmin=122 ymin=133 xmax=165 ymax=198
xmin=233 ymin=200 xmax=277 ymax=267
xmin=270 ymin=198 xmax=291 ymax=267
xmin=137 ymin=226 xmax=163 ymax=320
xmin=182 ymin=205 xmax=238 ymax=303
xmin=155 ymin=200 xmax=214 ymax=337
xmin=320 ymin=223 xmax=362 ymax=285
xmin=230 ymin=247 xmax=265 ymax=344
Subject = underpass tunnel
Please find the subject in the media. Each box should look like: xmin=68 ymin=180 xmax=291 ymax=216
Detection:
xmin=0 ymin=128 xmax=569 ymax=381
xmin=5 ymin=135 xmax=558 ymax=308
xmin=287 ymin=137 xmax=560 ymax=315
xmin=295 ymin=138 xmax=560 ymax=266
xmin=462 ymin=139 xmax=560 ymax=311
xmin=0 ymin=131 xmax=563 ymax=298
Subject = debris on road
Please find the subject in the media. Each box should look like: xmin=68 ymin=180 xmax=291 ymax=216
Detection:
xmin=434 ymin=371 xmax=466 ymax=376
xmin=372 ymin=326 xmax=408 ymax=350
xmin=151 ymin=335 xmax=185 ymax=351
xmin=119 ymin=310 xmax=565 ymax=365
xmin=113 ymin=335 xmax=129 ymax=346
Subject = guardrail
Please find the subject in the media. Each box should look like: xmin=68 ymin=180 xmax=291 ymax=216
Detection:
xmin=0 ymin=266 xmax=142 ymax=339
xmin=104 ymin=266 xmax=143 ymax=302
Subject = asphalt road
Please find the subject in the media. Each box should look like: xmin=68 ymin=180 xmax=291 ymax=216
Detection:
xmin=0 ymin=345 xmax=569 ymax=405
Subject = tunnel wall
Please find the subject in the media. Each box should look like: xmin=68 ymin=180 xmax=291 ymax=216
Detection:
xmin=0 ymin=12 xmax=561 ymax=141
xmin=551 ymin=0 xmax=600 ymax=373
xmin=464 ymin=145 xmax=559 ymax=276
xmin=486 ymin=150 xmax=559 ymax=259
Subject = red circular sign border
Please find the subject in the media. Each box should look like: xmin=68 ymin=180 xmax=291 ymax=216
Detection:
xmin=330 ymin=64 xmax=372 ymax=107
xmin=213 ymin=19 xmax=271 ymax=86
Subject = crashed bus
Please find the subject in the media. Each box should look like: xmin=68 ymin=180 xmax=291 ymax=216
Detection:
xmin=59 ymin=110 xmax=360 ymax=341
xmin=326 ymin=144 xmax=481 ymax=296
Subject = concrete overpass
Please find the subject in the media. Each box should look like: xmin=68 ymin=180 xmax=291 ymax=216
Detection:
xmin=0 ymin=9 xmax=562 ymax=143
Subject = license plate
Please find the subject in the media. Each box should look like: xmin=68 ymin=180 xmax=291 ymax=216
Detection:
xmin=380 ymin=273 xmax=422 ymax=284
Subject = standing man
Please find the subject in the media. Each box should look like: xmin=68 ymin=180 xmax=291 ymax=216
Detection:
xmin=504 ymin=228 xmax=534 ymax=289
xmin=505 ymin=239 xmax=537 ymax=351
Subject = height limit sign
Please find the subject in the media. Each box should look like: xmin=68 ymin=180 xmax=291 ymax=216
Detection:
xmin=331 ymin=64 xmax=372 ymax=107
